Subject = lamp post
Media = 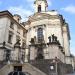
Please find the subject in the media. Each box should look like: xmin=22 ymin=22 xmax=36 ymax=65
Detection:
xmin=55 ymin=57 xmax=58 ymax=75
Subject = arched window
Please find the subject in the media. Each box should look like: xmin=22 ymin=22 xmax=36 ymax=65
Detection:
xmin=37 ymin=28 xmax=43 ymax=43
xmin=38 ymin=5 xmax=41 ymax=12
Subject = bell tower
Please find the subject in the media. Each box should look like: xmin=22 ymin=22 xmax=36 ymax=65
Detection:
xmin=34 ymin=0 xmax=48 ymax=12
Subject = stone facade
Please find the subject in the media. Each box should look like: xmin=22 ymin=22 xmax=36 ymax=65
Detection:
xmin=25 ymin=11 xmax=71 ymax=64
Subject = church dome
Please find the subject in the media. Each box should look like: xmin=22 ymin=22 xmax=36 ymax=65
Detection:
xmin=8 ymin=71 xmax=26 ymax=75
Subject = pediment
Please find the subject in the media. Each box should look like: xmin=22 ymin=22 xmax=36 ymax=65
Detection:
xmin=28 ymin=13 xmax=60 ymax=22
xmin=29 ymin=13 xmax=51 ymax=22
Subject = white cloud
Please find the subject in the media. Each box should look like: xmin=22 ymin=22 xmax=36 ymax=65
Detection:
xmin=8 ymin=6 xmax=33 ymax=21
xmin=62 ymin=5 xmax=75 ymax=14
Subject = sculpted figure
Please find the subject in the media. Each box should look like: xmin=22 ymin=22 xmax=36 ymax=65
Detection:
xmin=3 ymin=41 xmax=6 ymax=46
xmin=55 ymin=36 xmax=57 ymax=42
xmin=16 ymin=39 xmax=21 ymax=45
xmin=52 ymin=34 xmax=55 ymax=42
xmin=30 ymin=38 xmax=34 ymax=44
xmin=57 ymin=40 xmax=61 ymax=45
xmin=48 ymin=36 xmax=51 ymax=43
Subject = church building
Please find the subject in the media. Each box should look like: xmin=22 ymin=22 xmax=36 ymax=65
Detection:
xmin=0 ymin=0 xmax=74 ymax=75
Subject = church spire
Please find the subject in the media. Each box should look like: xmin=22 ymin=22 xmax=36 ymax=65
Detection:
xmin=34 ymin=0 xmax=48 ymax=13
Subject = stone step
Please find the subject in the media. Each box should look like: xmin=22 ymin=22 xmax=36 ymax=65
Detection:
xmin=0 ymin=63 xmax=47 ymax=75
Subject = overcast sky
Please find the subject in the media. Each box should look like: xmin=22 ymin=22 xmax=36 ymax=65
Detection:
xmin=0 ymin=0 xmax=75 ymax=55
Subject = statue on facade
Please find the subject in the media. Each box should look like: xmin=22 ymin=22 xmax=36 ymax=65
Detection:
xmin=14 ymin=39 xmax=21 ymax=48
xmin=54 ymin=36 xmax=57 ymax=42
xmin=48 ymin=34 xmax=61 ymax=45
xmin=14 ymin=39 xmax=21 ymax=46
xmin=52 ymin=34 xmax=58 ymax=42
xmin=57 ymin=40 xmax=61 ymax=45
xmin=3 ymin=41 xmax=6 ymax=46
xmin=52 ymin=34 xmax=55 ymax=42
xmin=30 ymin=38 xmax=35 ymax=44
xmin=16 ymin=39 xmax=21 ymax=45
xmin=48 ymin=36 xmax=51 ymax=43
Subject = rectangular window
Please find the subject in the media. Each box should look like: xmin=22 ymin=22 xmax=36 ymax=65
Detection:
xmin=17 ymin=26 xmax=20 ymax=34
xmin=10 ymin=22 xmax=14 ymax=29
xmin=16 ymin=35 xmax=20 ymax=42
xmin=8 ymin=31 xmax=13 ymax=44
xmin=23 ymin=30 xmax=26 ymax=37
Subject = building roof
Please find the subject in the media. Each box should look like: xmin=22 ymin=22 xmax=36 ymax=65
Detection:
xmin=0 ymin=10 xmax=13 ymax=18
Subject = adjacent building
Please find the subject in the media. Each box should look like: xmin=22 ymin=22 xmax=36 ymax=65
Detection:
xmin=0 ymin=11 xmax=26 ymax=63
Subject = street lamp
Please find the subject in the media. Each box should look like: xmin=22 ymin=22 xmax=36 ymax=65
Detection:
xmin=55 ymin=57 xmax=58 ymax=75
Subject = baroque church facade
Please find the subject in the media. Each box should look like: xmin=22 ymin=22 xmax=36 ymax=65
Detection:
xmin=0 ymin=0 xmax=74 ymax=75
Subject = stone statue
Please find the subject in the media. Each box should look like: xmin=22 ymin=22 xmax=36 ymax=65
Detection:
xmin=57 ymin=40 xmax=61 ymax=45
xmin=48 ymin=34 xmax=60 ymax=44
xmin=30 ymin=38 xmax=34 ymax=44
xmin=15 ymin=39 xmax=21 ymax=45
xmin=3 ymin=41 xmax=6 ymax=46
xmin=52 ymin=34 xmax=55 ymax=42
xmin=14 ymin=39 xmax=21 ymax=48
xmin=48 ymin=36 xmax=51 ymax=43
xmin=55 ymin=36 xmax=57 ymax=42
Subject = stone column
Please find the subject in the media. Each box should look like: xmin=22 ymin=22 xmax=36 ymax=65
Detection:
xmin=25 ymin=47 xmax=29 ymax=62
xmin=30 ymin=45 xmax=36 ymax=60
xmin=0 ymin=48 xmax=5 ymax=61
